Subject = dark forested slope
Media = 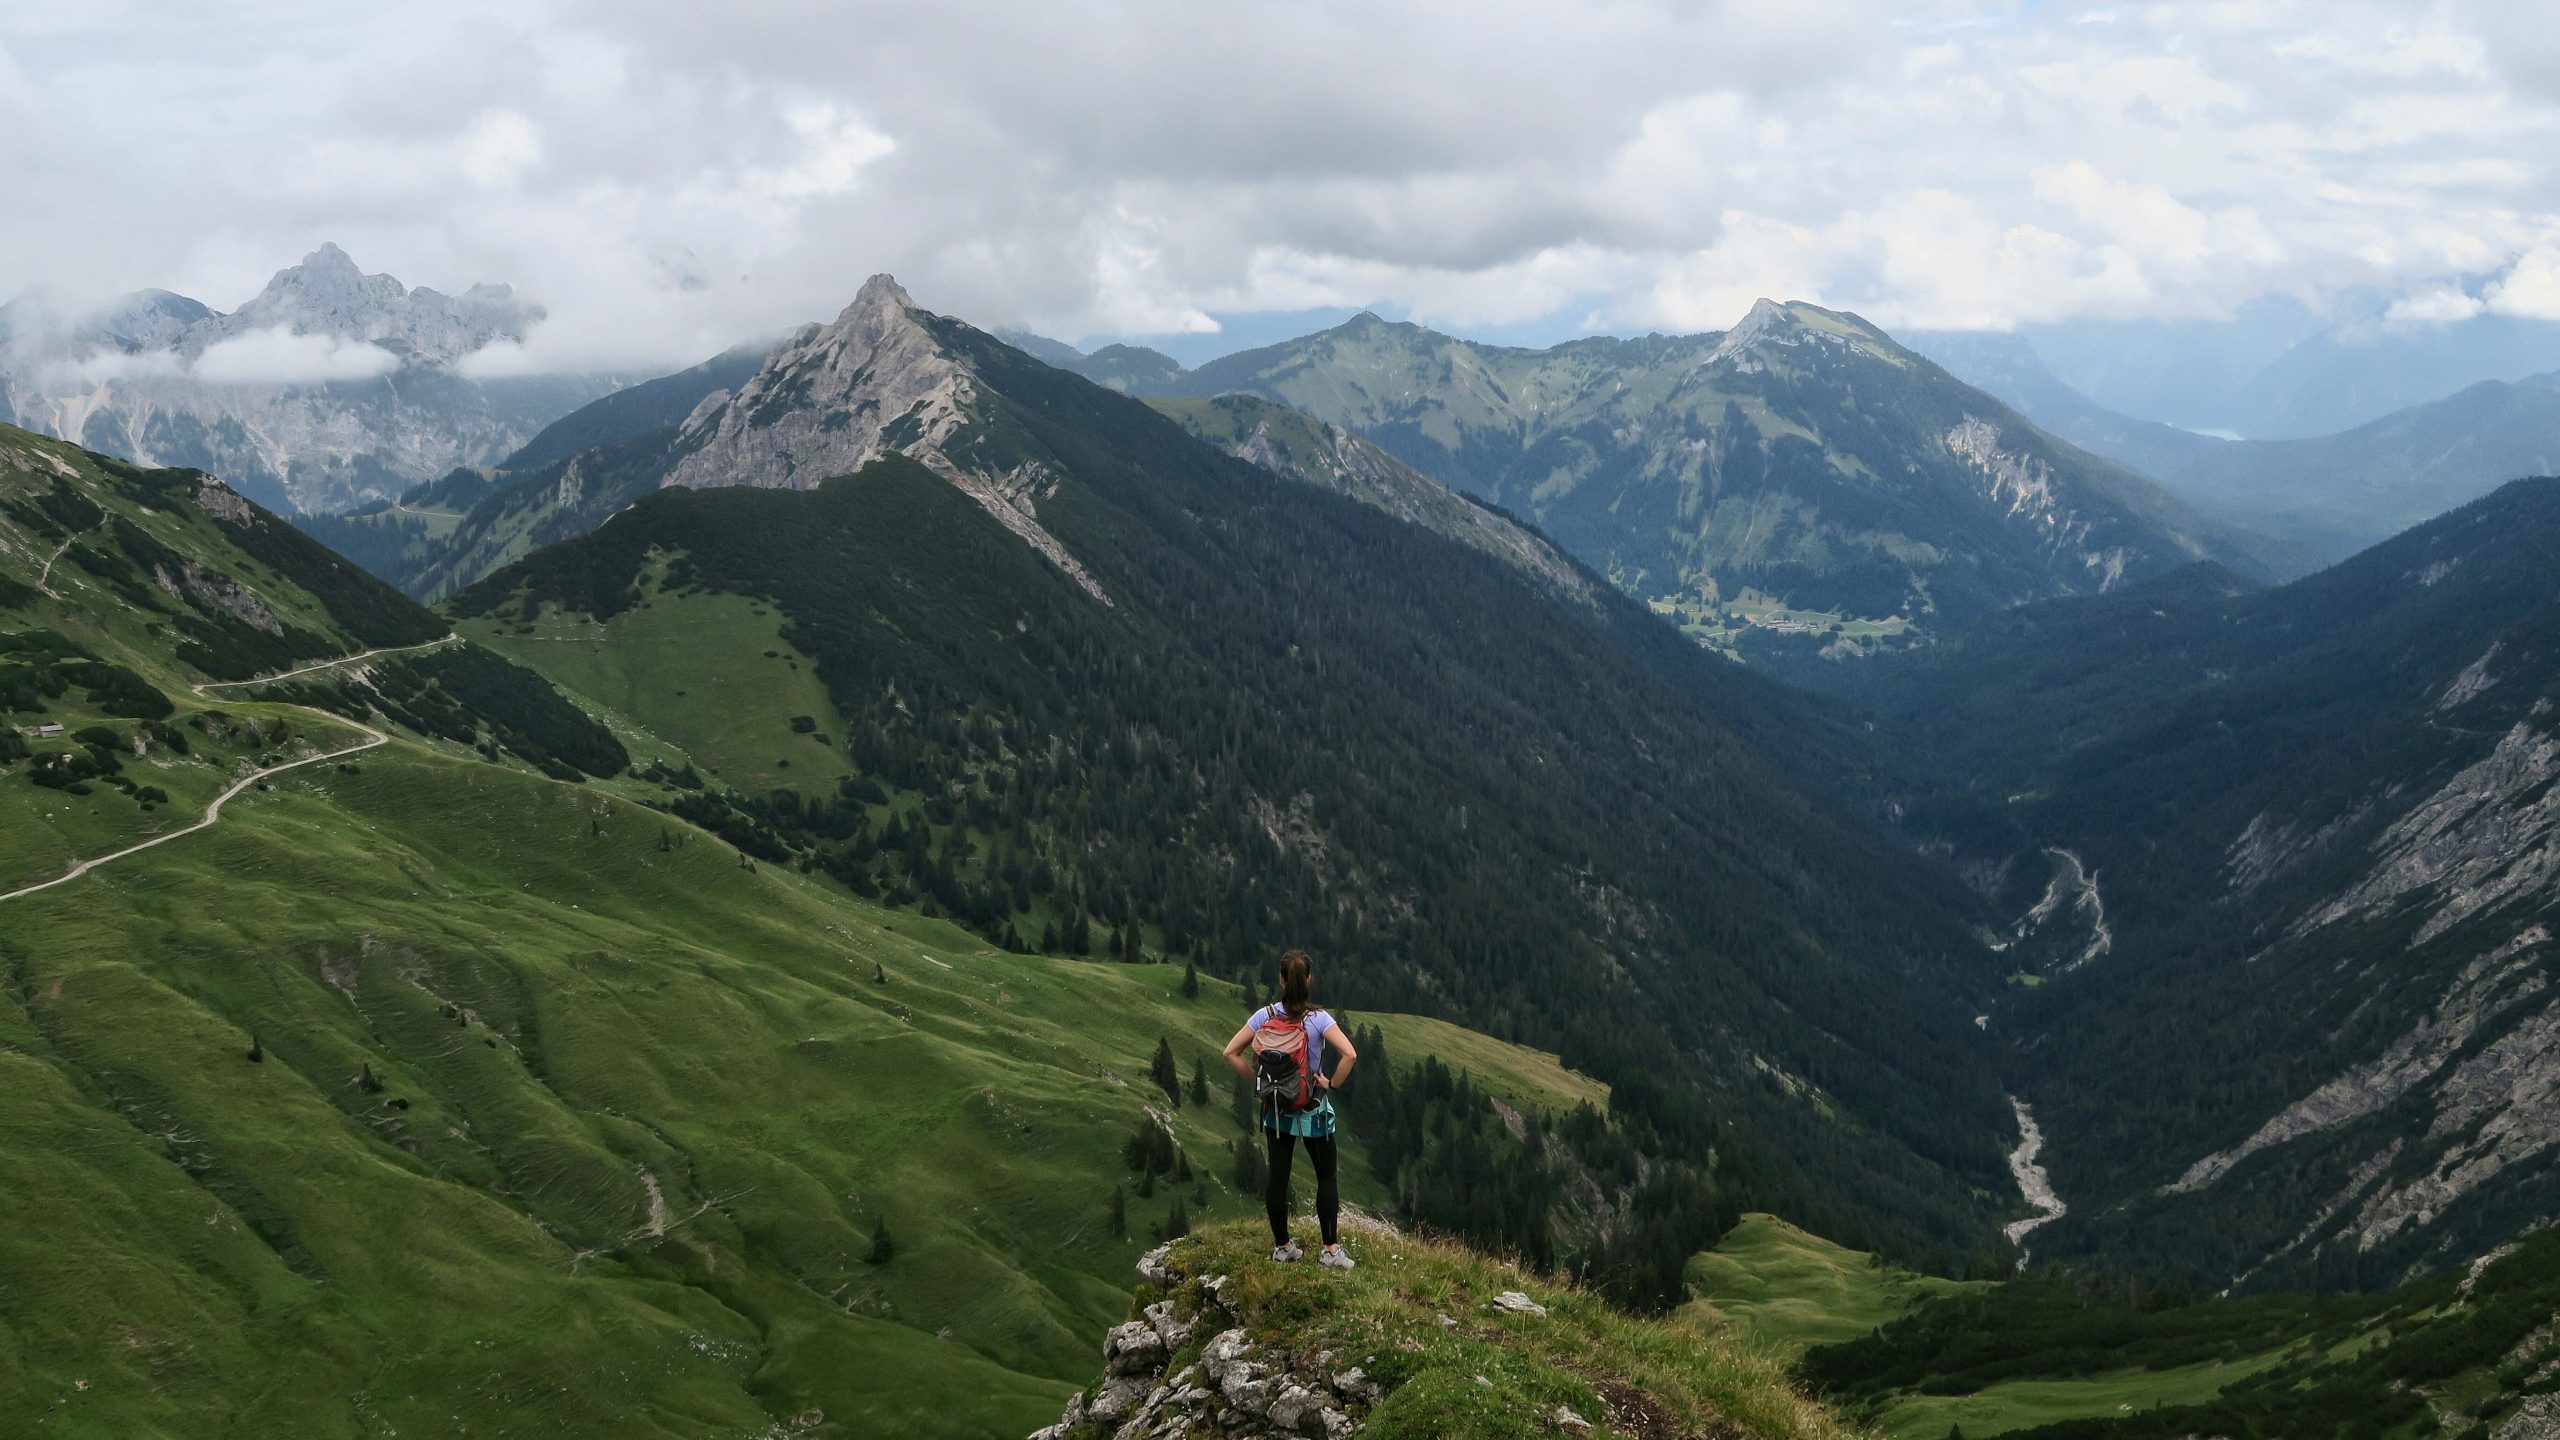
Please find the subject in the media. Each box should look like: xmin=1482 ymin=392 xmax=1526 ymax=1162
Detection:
xmin=1840 ymin=479 xmax=2560 ymax=1288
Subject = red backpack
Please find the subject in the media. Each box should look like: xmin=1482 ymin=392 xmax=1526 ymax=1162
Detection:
xmin=1252 ymin=1007 xmax=1325 ymax=1113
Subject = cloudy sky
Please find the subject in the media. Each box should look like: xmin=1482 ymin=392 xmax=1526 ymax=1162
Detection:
xmin=5 ymin=0 xmax=2559 ymax=371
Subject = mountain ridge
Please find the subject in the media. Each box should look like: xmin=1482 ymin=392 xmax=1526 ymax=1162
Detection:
xmin=1035 ymin=299 xmax=2292 ymax=655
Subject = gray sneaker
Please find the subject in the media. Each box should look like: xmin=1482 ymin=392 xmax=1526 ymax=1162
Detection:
xmin=1271 ymin=1240 xmax=1304 ymax=1263
xmin=1318 ymin=1246 xmax=1355 ymax=1271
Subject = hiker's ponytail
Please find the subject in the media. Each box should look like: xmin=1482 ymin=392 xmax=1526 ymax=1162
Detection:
xmin=1277 ymin=950 xmax=1313 ymax=1020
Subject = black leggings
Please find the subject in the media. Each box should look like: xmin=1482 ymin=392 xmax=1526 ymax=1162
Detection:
xmin=1266 ymin=1131 xmax=1339 ymax=1246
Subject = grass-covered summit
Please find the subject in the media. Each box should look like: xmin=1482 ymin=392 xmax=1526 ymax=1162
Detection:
xmin=1035 ymin=1219 xmax=1850 ymax=1440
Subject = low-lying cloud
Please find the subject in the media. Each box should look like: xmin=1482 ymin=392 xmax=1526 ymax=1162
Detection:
xmin=192 ymin=329 xmax=401 ymax=385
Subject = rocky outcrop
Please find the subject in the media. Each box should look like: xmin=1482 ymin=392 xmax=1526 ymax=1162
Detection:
xmin=2302 ymin=722 xmax=2560 ymax=947
xmin=2166 ymin=926 xmax=2551 ymax=1197
xmin=1942 ymin=418 xmax=2138 ymax=587
xmin=1029 ymin=1245 xmax=1381 ymax=1440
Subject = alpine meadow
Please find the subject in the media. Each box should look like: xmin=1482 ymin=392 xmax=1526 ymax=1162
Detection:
xmin=10 ymin=6 xmax=2560 ymax=1440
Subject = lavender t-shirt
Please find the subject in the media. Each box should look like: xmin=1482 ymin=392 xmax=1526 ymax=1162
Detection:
xmin=1248 ymin=1004 xmax=1333 ymax=1050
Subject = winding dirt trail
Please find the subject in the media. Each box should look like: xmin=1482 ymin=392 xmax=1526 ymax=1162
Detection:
xmin=191 ymin=634 xmax=461 ymax=692
xmin=32 ymin=522 xmax=99 ymax=597
xmin=0 ymin=635 xmax=459 ymax=906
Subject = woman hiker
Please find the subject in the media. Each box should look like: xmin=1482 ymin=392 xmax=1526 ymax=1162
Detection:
xmin=1223 ymin=949 xmax=1359 ymax=1268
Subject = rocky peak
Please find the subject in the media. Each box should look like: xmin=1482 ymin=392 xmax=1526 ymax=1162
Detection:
xmin=199 ymin=242 xmax=541 ymax=364
xmin=1705 ymin=298 xmax=1896 ymax=372
xmin=663 ymin=274 xmax=1110 ymax=602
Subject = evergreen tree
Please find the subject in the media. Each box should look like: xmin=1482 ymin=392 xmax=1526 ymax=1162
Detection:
xmin=869 ymin=1219 xmax=895 ymax=1265
xmin=1137 ymin=1170 xmax=1156 ymax=1199
xmin=1150 ymin=1036 xmax=1180 ymax=1107
xmin=1109 ymin=1184 xmax=1127 ymax=1240
xmin=1232 ymin=1135 xmax=1267 ymax=1194
xmin=1189 ymin=1057 xmax=1210 ymax=1106
xmin=1231 ymin=1076 xmax=1256 ymax=1132
xmin=1166 ymin=1196 xmax=1190 ymax=1240
xmin=872 ymin=961 xmax=886 ymax=984
xmin=1181 ymin=959 xmax=1200 ymax=999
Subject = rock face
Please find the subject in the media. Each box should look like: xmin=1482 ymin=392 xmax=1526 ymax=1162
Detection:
xmin=0 ymin=245 xmax=618 ymax=514
xmin=1028 ymin=1245 xmax=1381 ymax=1440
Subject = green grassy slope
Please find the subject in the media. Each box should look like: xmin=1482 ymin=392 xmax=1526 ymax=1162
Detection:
xmin=1692 ymin=1208 xmax=2560 ymax=1440
xmin=5 ymin=734 xmax=1619 ymax=1438
xmin=1683 ymin=1214 xmax=1987 ymax=1360
xmin=463 ymin=578 xmax=854 ymax=795
xmin=1806 ymin=1232 xmax=2560 ymax=1440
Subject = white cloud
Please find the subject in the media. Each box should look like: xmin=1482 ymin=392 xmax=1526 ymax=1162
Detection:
xmin=2486 ymin=246 xmax=2560 ymax=320
xmin=6 ymin=0 xmax=2560 ymax=364
xmin=192 ymin=328 xmax=401 ymax=384
xmin=46 ymin=348 xmax=188 ymax=385
xmin=457 ymin=109 xmax=542 ymax=187
xmin=2386 ymin=286 xmax=2487 ymax=324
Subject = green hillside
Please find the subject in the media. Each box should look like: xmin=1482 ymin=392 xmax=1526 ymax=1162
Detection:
xmin=1683 ymin=1214 xmax=1988 ymax=1359
xmin=0 ymin=428 xmax=1644 ymax=1434
xmin=4 ymin=732 xmax=1564 ymax=1437
xmin=1691 ymin=1210 xmax=2560 ymax=1440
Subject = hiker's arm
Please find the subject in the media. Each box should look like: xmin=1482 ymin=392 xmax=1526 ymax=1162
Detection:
xmin=1322 ymin=1025 xmax=1357 ymax=1088
xmin=1222 ymin=1024 xmax=1256 ymax=1081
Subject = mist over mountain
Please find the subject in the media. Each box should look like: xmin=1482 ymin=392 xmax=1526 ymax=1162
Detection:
xmin=0 ymin=245 xmax=624 ymax=516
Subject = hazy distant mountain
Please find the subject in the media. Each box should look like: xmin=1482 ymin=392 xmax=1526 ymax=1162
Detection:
xmin=0 ymin=244 xmax=623 ymax=515
xmin=2225 ymin=306 xmax=2560 ymax=441
xmin=2008 ymin=281 xmax=2560 ymax=441
xmin=2011 ymin=297 xmax=2323 ymax=433
xmin=998 ymin=330 xmax=1187 ymax=392
xmin=1114 ymin=302 xmax=2286 ymax=654
xmin=1916 ymin=329 xmax=2560 ymax=563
